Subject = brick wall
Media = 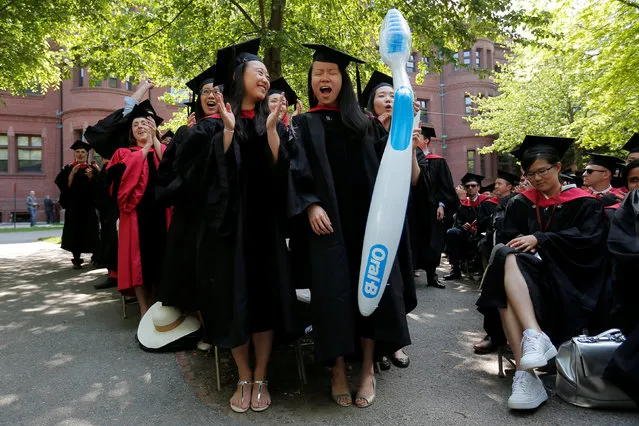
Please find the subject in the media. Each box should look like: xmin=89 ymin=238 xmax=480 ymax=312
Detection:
xmin=0 ymin=75 xmax=181 ymax=222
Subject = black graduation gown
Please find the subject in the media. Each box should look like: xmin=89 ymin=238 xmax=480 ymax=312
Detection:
xmin=477 ymin=188 xmax=607 ymax=346
xmin=154 ymin=125 xmax=200 ymax=312
xmin=476 ymin=197 xmax=499 ymax=259
xmin=288 ymin=110 xmax=416 ymax=364
xmin=415 ymin=148 xmax=459 ymax=271
xmin=408 ymin=149 xmax=433 ymax=271
xmin=54 ymin=164 xmax=100 ymax=255
xmin=606 ymin=188 xmax=639 ymax=334
xmin=603 ymin=189 xmax=639 ymax=405
xmin=177 ymin=115 xmax=295 ymax=349
xmin=94 ymin=165 xmax=120 ymax=271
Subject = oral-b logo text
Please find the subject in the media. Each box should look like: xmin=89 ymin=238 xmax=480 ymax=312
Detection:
xmin=362 ymin=245 xmax=388 ymax=299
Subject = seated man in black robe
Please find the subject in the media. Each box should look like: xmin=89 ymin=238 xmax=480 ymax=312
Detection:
xmin=444 ymin=173 xmax=489 ymax=280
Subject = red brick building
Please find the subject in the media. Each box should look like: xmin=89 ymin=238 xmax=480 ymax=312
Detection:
xmin=0 ymin=69 xmax=180 ymax=222
xmin=410 ymin=38 xmax=509 ymax=185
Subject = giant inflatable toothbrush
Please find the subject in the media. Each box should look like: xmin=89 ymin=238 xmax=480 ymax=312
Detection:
xmin=358 ymin=9 xmax=415 ymax=317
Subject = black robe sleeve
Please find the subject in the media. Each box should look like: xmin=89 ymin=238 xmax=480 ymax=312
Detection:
xmin=429 ymin=157 xmax=460 ymax=216
xmin=286 ymin=116 xmax=322 ymax=218
xmin=156 ymin=125 xmax=190 ymax=207
xmin=84 ymin=108 xmax=130 ymax=159
xmin=174 ymin=118 xmax=231 ymax=232
xmin=476 ymin=201 xmax=497 ymax=234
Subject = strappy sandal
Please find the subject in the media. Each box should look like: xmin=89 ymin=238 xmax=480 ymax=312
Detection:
xmin=355 ymin=376 xmax=376 ymax=408
xmin=330 ymin=380 xmax=352 ymax=407
xmin=230 ymin=380 xmax=252 ymax=413
xmin=251 ymin=380 xmax=271 ymax=412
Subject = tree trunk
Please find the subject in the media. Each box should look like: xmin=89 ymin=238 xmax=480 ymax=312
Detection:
xmin=263 ymin=0 xmax=285 ymax=79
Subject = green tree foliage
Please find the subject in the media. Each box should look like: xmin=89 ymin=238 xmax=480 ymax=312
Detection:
xmin=2 ymin=0 xmax=522 ymax=99
xmin=468 ymin=44 xmax=583 ymax=154
xmin=0 ymin=0 xmax=111 ymax=93
xmin=468 ymin=0 xmax=639 ymax=157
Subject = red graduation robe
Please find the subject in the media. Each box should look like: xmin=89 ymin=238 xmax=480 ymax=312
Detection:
xmin=108 ymin=145 xmax=172 ymax=294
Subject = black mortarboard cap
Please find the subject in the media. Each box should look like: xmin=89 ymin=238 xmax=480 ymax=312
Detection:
xmin=129 ymin=100 xmax=163 ymax=126
xmin=421 ymin=125 xmax=436 ymax=139
xmin=214 ymin=38 xmax=262 ymax=91
xmin=360 ymin=71 xmax=393 ymax=109
xmin=622 ymin=133 xmax=639 ymax=153
xmin=303 ymin=43 xmax=366 ymax=102
xmin=268 ymin=77 xmax=298 ymax=105
xmin=70 ymin=140 xmax=91 ymax=151
xmin=481 ymin=183 xmax=495 ymax=193
xmin=186 ymin=64 xmax=217 ymax=93
xmin=496 ymin=170 xmax=520 ymax=186
xmin=303 ymin=44 xmax=365 ymax=69
xmin=161 ymin=130 xmax=174 ymax=141
xmin=560 ymin=168 xmax=576 ymax=183
xmin=587 ymin=153 xmax=623 ymax=174
xmin=512 ymin=135 xmax=574 ymax=161
xmin=461 ymin=172 xmax=484 ymax=185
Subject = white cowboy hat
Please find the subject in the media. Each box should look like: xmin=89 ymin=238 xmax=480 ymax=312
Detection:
xmin=137 ymin=302 xmax=201 ymax=350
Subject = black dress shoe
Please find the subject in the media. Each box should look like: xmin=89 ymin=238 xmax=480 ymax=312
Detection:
xmin=390 ymin=350 xmax=410 ymax=368
xmin=94 ymin=277 xmax=117 ymax=290
xmin=473 ymin=335 xmax=497 ymax=354
xmin=443 ymin=269 xmax=461 ymax=280
xmin=427 ymin=275 xmax=446 ymax=289
xmin=377 ymin=356 xmax=391 ymax=371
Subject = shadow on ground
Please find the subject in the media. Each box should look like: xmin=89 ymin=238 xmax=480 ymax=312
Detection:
xmin=0 ymin=242 xmax=221 ymax=426
xmin=178 ymin=263 xmax=638 ymax=425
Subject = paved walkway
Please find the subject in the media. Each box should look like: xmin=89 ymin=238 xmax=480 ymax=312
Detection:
xmin=1 ymin=241 xmax=636 ymax=425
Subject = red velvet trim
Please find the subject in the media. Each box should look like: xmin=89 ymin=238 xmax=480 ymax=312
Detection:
xmin=520 ymin=187 xmax=595 ymax=208
xmin=486 ymin=196 xmax=499 ymax=205
xmin=461 ymin=193 xmax=488 ymax=207
xmin=240 ymin=109 xmax=255 ymax=119
xmin=309 ymin=106 xmax=340 ymax=112
xmin=424 ymin=153 xmax=444 ymax=159
xmin=606 ymin=202 xmax=621 ymax=210
xmin=200 ymin=114 xmax=221 ymax=122
xmin=70 ymin=161 xmax=91 ymax=169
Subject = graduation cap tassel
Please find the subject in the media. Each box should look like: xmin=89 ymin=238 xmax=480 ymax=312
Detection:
xmin=356 ymin=65 xmax=362 ymax=105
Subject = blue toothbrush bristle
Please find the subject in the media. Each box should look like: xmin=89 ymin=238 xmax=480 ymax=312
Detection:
xmin=388 ymin=33 xmax=407 ymax=53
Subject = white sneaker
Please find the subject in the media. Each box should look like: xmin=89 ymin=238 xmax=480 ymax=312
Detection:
xmin=508 ymin=370 xmax=548 ymax=410
xmin=519 ymin=329 xmax=557 ymax=370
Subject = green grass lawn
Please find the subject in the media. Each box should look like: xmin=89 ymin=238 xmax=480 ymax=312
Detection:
xmin=0 ymin=225 xmax=63 ymax=233
xmin=38 ymin=236 xmax=62 ymax=244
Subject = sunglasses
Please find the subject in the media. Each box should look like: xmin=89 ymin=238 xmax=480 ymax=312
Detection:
xmin=584 ymin=169 xmax=606 ymax=175
xmin=464 ymin=184 xmax=479 ymax=188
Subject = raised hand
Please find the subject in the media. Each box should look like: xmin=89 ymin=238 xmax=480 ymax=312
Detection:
xmin=267 ymin=93 xmax=285 ymax=130
xmin=216 ymin=92 xmax=235 ymax=131
xmin=187 ymin=112 xmax=196 ymax=128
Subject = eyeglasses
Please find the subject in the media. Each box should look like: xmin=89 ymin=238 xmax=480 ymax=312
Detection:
xmin=584 ymin=168 xmax=606 ymax=175
xmin=524 ymin=164 xmax=557 ymax=180
xmin=200 ymin=88 xmax=218 ymax=97
xmin=464 ymin=184 xmax=479 ymax=188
